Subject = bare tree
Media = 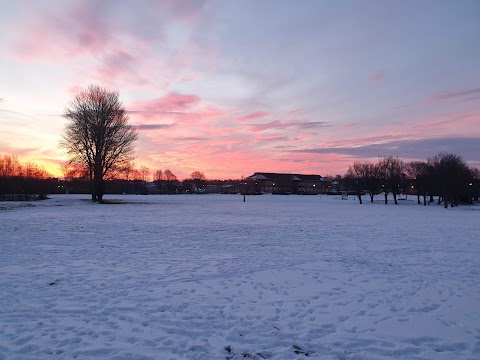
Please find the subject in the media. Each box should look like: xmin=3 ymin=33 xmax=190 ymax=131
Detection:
xmin=163 ymin=169 xmax=177 ymax=194
xmin=363 ymin=162 xmax=381 ymax=203
xmin=60 ymin=162 xmax=88 ymax=181
xmin=119 ymin=162 xmax=134 ymax=181
xmin=190 ymin=170 xmax=206 ymax=193
xmin=153 ymin=169 xmax=164 ymax=193
xmin=131 ymin=168 xmax=142 ymax=181
xmin=346 ymin=162 xmax=368 ymax=204
xmin=470 ymin=167 xmax=480 ymax=203
xmin=406 ymin=161 xmax=430 ymax=205
xmin=140 ymin=166 xmax=150 ymax=183
xmin=61 ymin=85 xmax=137 ymax=202
xmin=345 ymin=162 xmax=381 ymax=203
xmin=190 ymin=171 xmax=205 ymax=180
xmin=429 ymin=153 xmax=470 ymax=208
xmin=154 ymin=170 xmax=163 ymax=181
xmin=378 ymin=156 xmax=405 ymax=205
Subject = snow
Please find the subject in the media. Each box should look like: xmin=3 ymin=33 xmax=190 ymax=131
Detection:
xmin=0 ymin=194 xmax=479 ymax=359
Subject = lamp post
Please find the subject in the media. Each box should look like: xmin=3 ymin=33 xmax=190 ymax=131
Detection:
xmin=469 ymin=182 xmax=473 ymax=206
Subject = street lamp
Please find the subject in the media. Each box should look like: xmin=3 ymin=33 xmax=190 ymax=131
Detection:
xmin=469 ymin=183 xmax=473 ymax=205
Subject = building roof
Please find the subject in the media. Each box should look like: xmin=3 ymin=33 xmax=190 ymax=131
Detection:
xmin=247 ymin=172 xmax=323 ymax=182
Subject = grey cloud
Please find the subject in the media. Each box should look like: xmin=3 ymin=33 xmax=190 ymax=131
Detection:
xmin=433 ymin=88 xmax=480 ymax=101
xmin=291 ymin=137 xmax=480 ymax=162
xmin=256 ymin=135 xmax=289 ymax=142
xmin=173 ymin=136 xmax=209 ymax=141
xmin=135 ymin=124 xmax=175 ymax=130
xmin=249 ymin=120 xmax=329 ymax=132
xmin=128 ymin=110 xmax=187 ymax=115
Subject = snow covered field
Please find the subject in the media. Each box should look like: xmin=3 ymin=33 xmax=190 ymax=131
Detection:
xmin=1 ymin=194 xmax=479 ymax=360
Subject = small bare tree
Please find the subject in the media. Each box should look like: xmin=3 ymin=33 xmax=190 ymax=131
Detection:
xmin=154 ymin=170 xmax=163 ymax=181
xmin=163 ymin=169 xmax=177 ymax=194
xmin=153 ymin=170 xmax=164 ymax=193
xmin=61 ymin=85 xmax=138 ymax=202
xmin=140 ymin=166 xmax=150 ymax=183
xmin=378 ymin=156 xmax=404 ymax=204
xmin=190 ymin=171 xmax=206 ymax=193
xmin=363 ymin=162 xmax=380 ymax=203
xmin=119 ymin=162 xmax=134 ymax=181
xmin=429 ymin=153 xmax=469 ymax=208
xmin=346 ymin=162 xmax=368 ymax=204
xmin=406 ymin=161 xmax=430 ymax=205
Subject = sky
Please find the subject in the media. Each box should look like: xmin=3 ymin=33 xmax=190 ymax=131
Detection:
xmin=0 ymin=0 xmax=479 ymax=180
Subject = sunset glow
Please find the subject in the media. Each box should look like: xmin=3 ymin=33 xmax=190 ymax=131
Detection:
xmin=1 ymin=1 xmax=479 ymax=179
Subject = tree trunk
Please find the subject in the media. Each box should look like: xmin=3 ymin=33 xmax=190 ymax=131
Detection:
xmin=96 ymin=178 xmax=104 ymax=203
xmin=357 ymin=194 xmax=362 ymax=204
xmin=370 ymin=193 xmax=374 ymax=203
xmin=93 ymin=159 xmax=103 ymax=202
xmin=444 ymin=193 xmax=448 ymax=208
xmin=90 ymin=178 xmax=97 ymax=202
xmin=393 ymin=193 xmax=398 ymax=205
xmin=417 ymin=194 xmax=421 ymax=205
xmin=384 ymin=193 xmax=388 ymax=204
xmin=423 ymin=193 xmax=427 ymax=206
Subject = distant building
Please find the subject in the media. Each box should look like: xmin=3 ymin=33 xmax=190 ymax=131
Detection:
xmin=243 ymin=172 xmax=327 ymax=194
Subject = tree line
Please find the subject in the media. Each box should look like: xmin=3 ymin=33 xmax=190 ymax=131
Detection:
xmin=0 ymin=155 xmax=57 ymax=200
xmin=61 ymin=163 xmax=210 ymax=195
xmin=3 ymin=85 xmax=478 ymax=206
xmin=344 ymin=154 xmax=479 ymax=208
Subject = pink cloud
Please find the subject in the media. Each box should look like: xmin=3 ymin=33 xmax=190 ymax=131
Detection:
xmin=248 ymin=120 xmax=329 ymax=132
xmin=254 ymin=135 xmax=289 ymax=143
xmin=8 ymin=0 xmax=217 ymax=95
xmin=234 ymin=111 xmax=270 ymax=122
xmin=136 ymin=124 xmax=176 ymax=131
xmin=173 ymin=136 xmax=210 ymax=141
xmin=153 ymin=0 xmax=207 ymax=23
xmin=134 ymin=111 xmax=351 ymax=179
xmin=286 ymin=109 xmax=307 ymax=116
xmin=97 ymin=50 xmax=148 ymax=86
xmin=8 ymin=1 xmax=194 ymax=88
xmin=127 ymin=93 xmax=228 ymax=143
xmin=159 ymin=145 xmax=354 ymax=180
xmin=340 ymin=123 xmax=358 ymax=130
xmin=129 ymin=93 xmax=201 ymax=118
xmin=368 ymin=71 xmax=384 ymax=84
xmin=11 ymin=2 xmax=116 ymax=62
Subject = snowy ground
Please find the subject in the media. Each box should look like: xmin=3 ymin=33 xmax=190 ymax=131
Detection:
xmin=1 ymin=194 xmax=479 ymax=360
